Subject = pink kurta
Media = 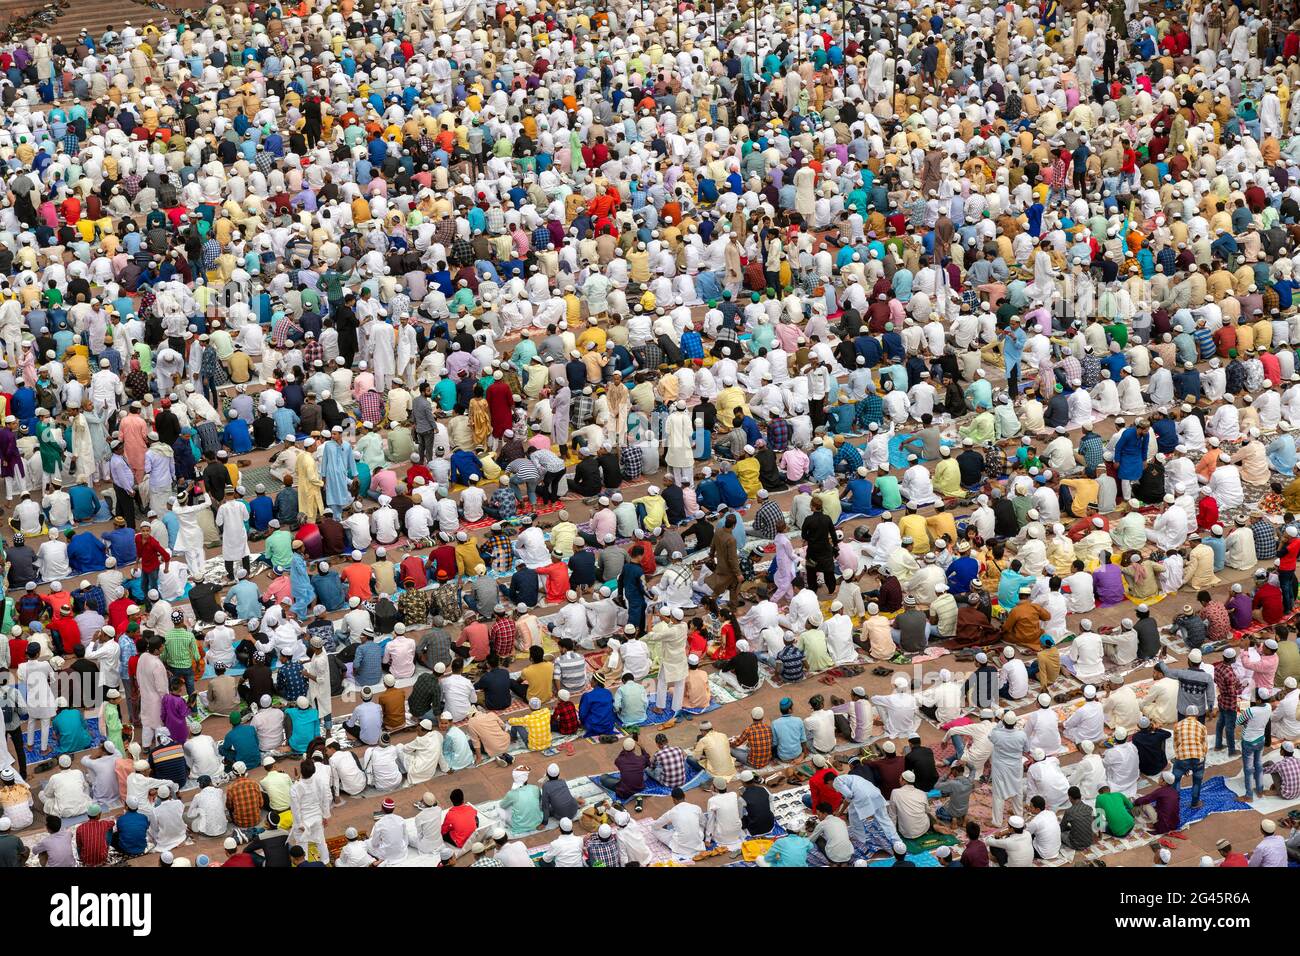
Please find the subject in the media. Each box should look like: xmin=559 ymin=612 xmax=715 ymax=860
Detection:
xmin=137 ymin=651 xmax=169 ymax=734
xmin=120 ymin=413 xmax=150 ymax=484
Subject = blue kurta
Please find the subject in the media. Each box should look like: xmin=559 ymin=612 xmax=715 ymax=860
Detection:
xmin=320 ymin=439 xmax=358 ymax=510
xmin=289 ymin=554 xmax=316 ymax=617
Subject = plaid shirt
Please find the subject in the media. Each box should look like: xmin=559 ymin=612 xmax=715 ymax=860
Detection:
xmin=71 ymin=585 xmax=107 ymax=616
xmin=834 ymin=442 xmax=863 ymax=472
xmin=254 ymin=149 xmax=275 ymax=174
xmin=531 ymin=225 xmax=551 ymax=251
xmin=1056 ymin=355 xmax=1081 ymax=384
xmin=552 ymin=699 xmax=580 ymax=734
xmin=121 ymin=173 xmax=141 ymax=200
xmin=859 ymin=393 xmax=884 ymax=427
xmin=449 ymin=236 xmax=474 ymax=265
xmin=490 ymin=618 xmax=518 ymax=658
xmin=202 ymin=237 xmax=221 ymax=271
xmin=767 ymin=417 xmax=791 ymax=452
xmin=1079 ymin=433 xmax=1104 ymax=472
xmin=302 ymin=339 xmax=323 ymax=368
xmin=1270 ymin=755 xmax=1300 ymax=799
xmin=648 ymin=744 xmax=688 ymax=788
xmin=507 ymin=707 xmax=552 ymax=750
xmin=270 ymin=315 xmax=303 ymax=349
xmin=358 ymin=390 xmax=386 ymax=424
xmin=483 ymin=531 xmax=514 ymax=573
xmin=620 ymin=443 xmax=644 ymax=479
xmin=735 ymin=720 xmax=774 ymax=767
xmin=1173 ymin=715 xmax=1208 ymax=761
xmin=1213 ymin=661 xmax=1245 ymax=712
xmin=680 ymin=331 xmax=704 ymax=360
xmin=226 ymin=777 xmax=265 ymax=827
xmin=1252 ymin=519 xmax=1279 ymax=560
xmin=583 ymin=833 xmax=621 ymax=867
xmin=753 ymin=499 xmax=784 ymax=538
xmin=638 ymin=342 xmax=664 ymax=369
xmin=572 ymin=394 xmax=594 ymax=428
xmin=471 ymin=856 xmax=505 ymax=867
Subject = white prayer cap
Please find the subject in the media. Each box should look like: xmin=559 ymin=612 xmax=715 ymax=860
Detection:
xmin=1008 ymin=816 xmax=1025 ymax=830
xmin=1083 ymin=685 xmax=1097 ymax=699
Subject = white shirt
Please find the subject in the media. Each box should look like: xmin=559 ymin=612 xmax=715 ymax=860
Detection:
xmin=1102 ymin=741 xmax=1141 ymax=798
xmin=999 ymin=658 xmax=1029 ymax=700
xmin=652 ymin=801 xmax=705 ymax=857
xmin=805 ymin=710 xmax=836 ymax=753
xmin=439 ymin=674 xmax=477 ymax=721
xmin=1025 ymin=809 xmax=1062 ymax=859
xmin=184 ymin=785 xmax=229 ymax=837
xmin=367 ymin=813 xmax=409 ymax=863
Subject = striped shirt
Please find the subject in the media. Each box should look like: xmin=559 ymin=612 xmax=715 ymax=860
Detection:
xmin=506 ymin=458 xmax=540 ymax=482
xmin=554 ymin=650 xmax=589 ymax=693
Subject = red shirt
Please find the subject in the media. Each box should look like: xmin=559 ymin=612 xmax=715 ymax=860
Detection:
xmin=107 ymin=596 xmax=134 ymax=635
xmin=134 ymin=534 xmax=171 ymax=573
xmin=399 ymin=555 xmax=427 ymax=589
xmin=1254 ymin=584 xmax=1285 ymax=625
xmin=220 ymin=853 xmax=258 ymax=867
xmin=48 ymin=614 xmax=80 ymax=656
xmin=462 ymin=621 xmax=490 ymax=661
xmin=40 ymin=591 xmax=71 ymax=618
xmin=441 ymin=804 xmax=479 ymax=848
xmin=74 ymin=819 xmax=114 ymax=867
xmin=808 ymin=768 xmax=844 ymax=813
xmin=1280 ymin=537 xmax=1300 ymax=572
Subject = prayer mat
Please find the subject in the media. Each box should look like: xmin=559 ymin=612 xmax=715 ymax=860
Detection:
xmin=1172 ymin=775 xmax=1253 ymax=828
xmin=1222 ymin=747 xmax=1300 ymax=811
xmin=592 ymin=757 xmax=712 ymax=799
xmin=741 ymin=838 xmax=775 ymax=862
xmin=1034 ymin=829 xmax=1154 ymax=868
xmin=902 ymin=830 xmax=960 ymax=854
xmin=1047 ymin=678 xmax=1156 ymax=753
xmin=459 ymin=498 xmax=566 ymax=531
xmin=867 ymin=849 xmax=941 ymax=867
xmin=476 ymin=775 xmax=607 ymax=836
xmin=25 ymin=716 xmax=105 ymax=766
xmin=625 ymin=692 xmax=721 ymax=727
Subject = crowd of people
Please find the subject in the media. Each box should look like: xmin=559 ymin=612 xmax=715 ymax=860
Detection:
xmin=0 ymin=0 xmax=1298 ymax=870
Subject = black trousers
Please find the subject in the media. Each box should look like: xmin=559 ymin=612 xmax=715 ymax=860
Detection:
xmin=113 ymin=484 xmax=136 ymax=527
xmin=805 ymin=553 xmax=837 ymax=595
xmin=539 ymin=469 xmax=564 ymax=502
xmin=810 ymin=397 xmax=826 ymax=429
xmin=7 ymin=727 xmax=24 ymax=779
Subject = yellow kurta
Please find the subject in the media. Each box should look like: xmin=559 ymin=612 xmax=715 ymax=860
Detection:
xmin=296 ymin=451 xmax=325 ymax=521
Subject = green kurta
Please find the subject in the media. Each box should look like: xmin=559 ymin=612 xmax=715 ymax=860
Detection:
xmin=102 ymin=701 xmax=126 ymax=758
xmin=498 ymin=783 xmax=544 ymax=836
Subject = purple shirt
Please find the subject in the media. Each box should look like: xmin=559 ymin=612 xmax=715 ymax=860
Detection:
xmin=1133 ymin=784 xmax=1180 ymax=834
xmin=1227 ymin=593 xmax=1254 ymax=630
xmin=1249 ymin=835 xmax=1288 ymax=867
xmin=1092 ymin=563 xmax=1125 ymax=608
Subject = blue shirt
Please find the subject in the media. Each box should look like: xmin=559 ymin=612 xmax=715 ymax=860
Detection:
xmin=102 ymin=527 xmax=137 ymax=566
xmin=112 ymin=810 xmax=151 ymax=855
xmin=227 ymin=579 xmax=262 ymax=619
xmin=578 ymin=686 xmax=617 ymax=735
xmin=68 ymin=485 xmax=99 ymax=521
xmin=771 ymin=714 xmax=808 ymax=761
xmin=352 ymin=642 xmax=385 ymax=687
xmin=219 ymin=724 xmax=261 ymax=766
xmin=763 ymin=834 xmax=814 ymax=866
